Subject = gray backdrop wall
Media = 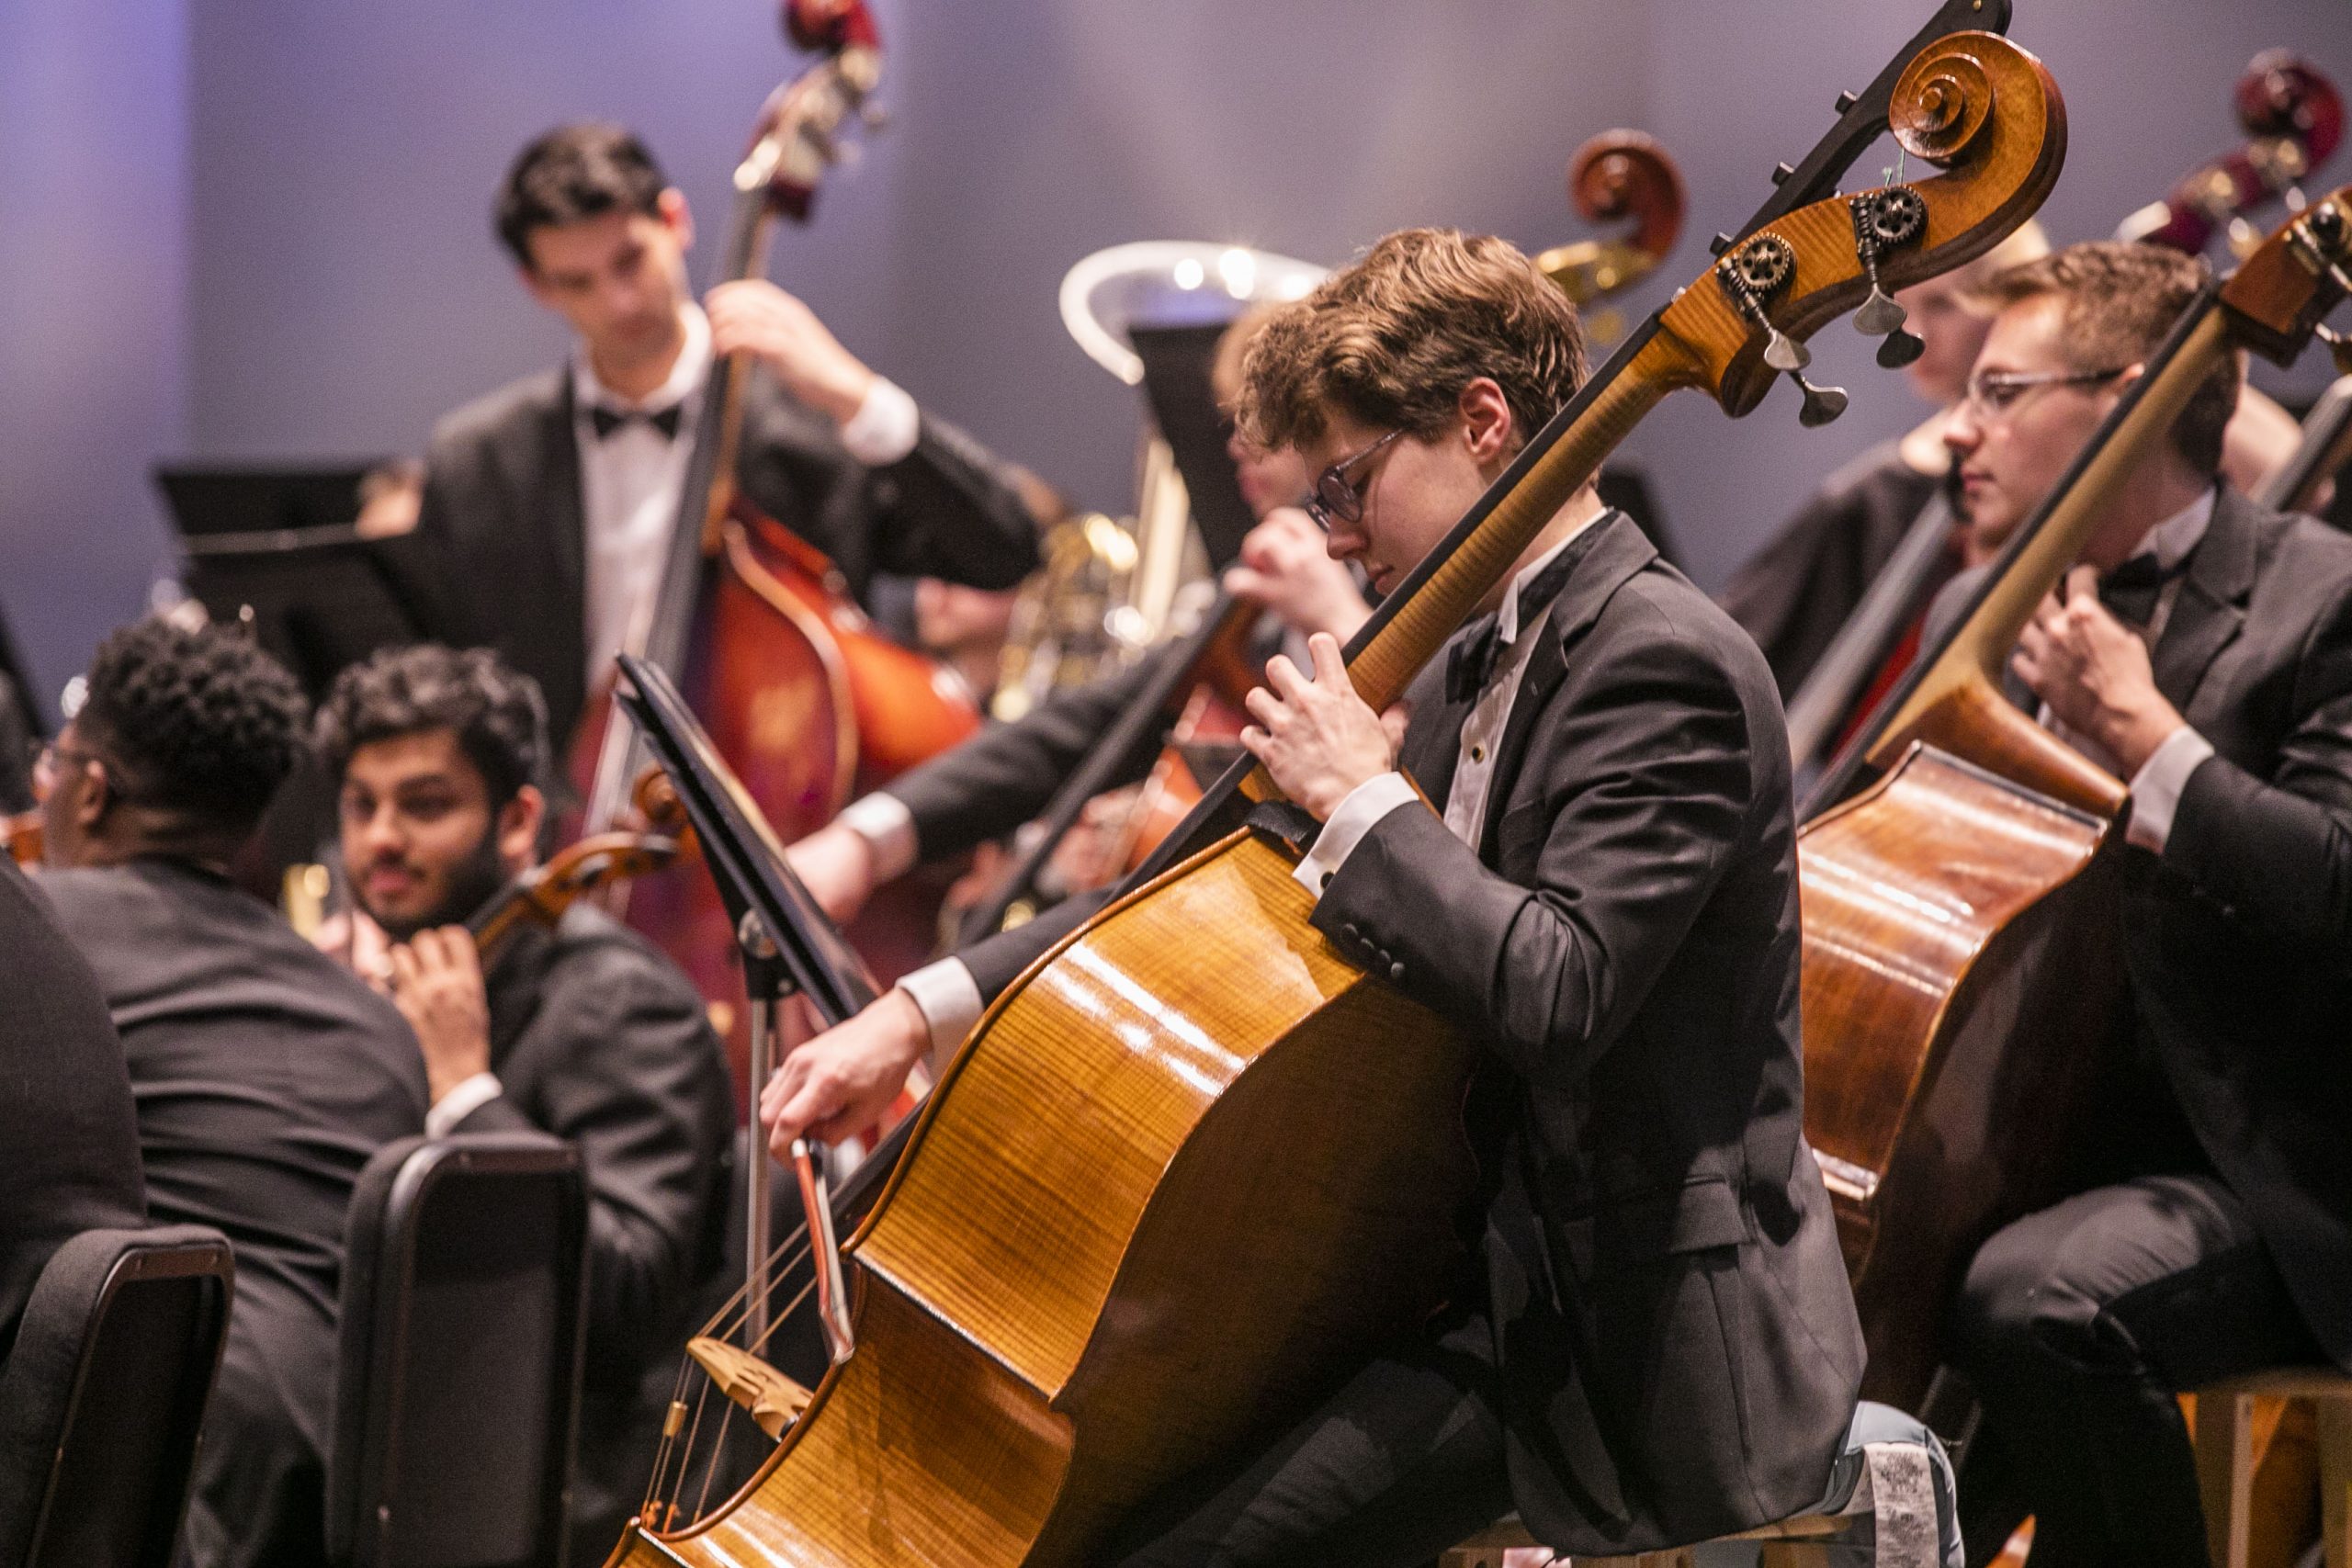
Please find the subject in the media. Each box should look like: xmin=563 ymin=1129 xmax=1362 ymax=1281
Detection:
xmin=6 ymin=0 xmax=2349 ymax=716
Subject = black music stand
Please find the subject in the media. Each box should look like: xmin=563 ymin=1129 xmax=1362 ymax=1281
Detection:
xmin=157 ymin=464 xmax=435 ymax=705
xmin=1130 ymin=322 xmax=1256 ymax=570
xmin=612 ymin=654 xmax=868 ymax=1360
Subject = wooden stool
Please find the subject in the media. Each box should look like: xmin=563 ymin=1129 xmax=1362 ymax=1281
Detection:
xmin=1442 ymin=1510 xmax=1849 ymax=1567
xmin=2195 ymin=1367 xmax=2352 ymax=1568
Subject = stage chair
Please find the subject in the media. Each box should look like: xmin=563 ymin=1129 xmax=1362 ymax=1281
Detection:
xmin=327 ymin=1134 xmax=588 ymax=1568
xmin=0 ymin=1224 xmax=235 ymax=1568
xmin=1442 ymin=1401 xmax=1960 ymax=1568
xmin=2195 ymin=1367 xmax=2352 ymax=1568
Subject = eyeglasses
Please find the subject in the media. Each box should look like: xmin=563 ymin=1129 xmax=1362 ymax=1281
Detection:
xmin=1958 ymin=366 xmax=2127 ymax=419
xmin=1302 ymin=430 xmax=1403 ymax=533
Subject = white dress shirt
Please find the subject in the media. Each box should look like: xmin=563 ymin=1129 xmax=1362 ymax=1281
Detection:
xmin=572 ymin=304 xmax=924 ymax=689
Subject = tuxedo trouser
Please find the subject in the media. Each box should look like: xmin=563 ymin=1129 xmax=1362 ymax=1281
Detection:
xmin=1105 ymin=1303 xmax=1518 ymax=1568
xmin=1948 ymin=1173 xmax=2326 ymax=1568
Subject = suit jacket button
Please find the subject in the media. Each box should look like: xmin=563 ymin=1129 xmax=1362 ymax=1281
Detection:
xmin=1341 ymin=922 xmax=1359 ymax=939
xmin=1320 ymin=871 xmax=1334 ymax=890
xmin=1388 ymin=962 xmax=1407 ymax=982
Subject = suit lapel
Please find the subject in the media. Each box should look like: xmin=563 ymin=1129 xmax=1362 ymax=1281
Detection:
xmin=531 ymin=374 xmax=589 ymax=691
xmin=1478 ymin=513 xmax=1657 ymax=861
xmin=2153 ymin=489 xmax=2258 ymax=717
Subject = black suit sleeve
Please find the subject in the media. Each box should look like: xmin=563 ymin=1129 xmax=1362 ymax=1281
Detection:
xmin=0 ymin=863 xmax=146 ymax=1359
xmin=957 ymin=888 xmax=1113 ymax=1002
xmin=884 ymin=653 xmax=1171 ymax=863
xmin=868 ymin=413 xmax=1042 ymax=590
xmin=1311 ymin=618 xmax=1758 ymax=1086
xmin=458 ymin=946 xmax=729 ymax=1370
xmin=737 ymin=380 xmax=1038 ymax=599
xmin=2166 ymin=575 xmax=2352 ymax=948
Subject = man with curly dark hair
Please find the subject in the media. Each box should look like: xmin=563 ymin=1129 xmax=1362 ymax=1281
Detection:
xmin=37 ymin=616 xmax=425 ymax=1568
xmin=314 ymin=642 xmax=733 ymax=1562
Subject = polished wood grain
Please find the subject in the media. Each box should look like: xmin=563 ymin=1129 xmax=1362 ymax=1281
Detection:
xmin=615 ymin=829 xmax=1472 ymax=1568
xmin=1800 ymin=745 xmax=2129 ymax=1405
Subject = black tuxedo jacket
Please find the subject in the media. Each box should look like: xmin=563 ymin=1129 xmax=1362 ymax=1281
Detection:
xmin=40 ymin=858 xmax=426 ymax=1568
xmin=455 ymin=905 xmax=735 ymax=1561
xmin=956 ymin=514 xmax=1864 ymax=1551
xmin=1934 ymin=487 xmax=2352 ymax=1368
xmin=413 ymin=364 xmax=1039 ymax=745
xmin=0 ymin=862 xmax=146 ymax=1367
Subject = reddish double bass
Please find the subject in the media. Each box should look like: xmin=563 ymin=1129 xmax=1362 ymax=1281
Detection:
xmin=572 ymin=0 xmax=981 ymax=1088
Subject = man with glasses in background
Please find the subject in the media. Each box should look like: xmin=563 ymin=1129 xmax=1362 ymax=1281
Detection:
xmin=1921 ymin=241 xmax=2352 ymax=1566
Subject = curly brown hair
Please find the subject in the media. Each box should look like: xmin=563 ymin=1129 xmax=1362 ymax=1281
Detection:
xmin=1970 ymin=241 xmax=2237 ymax=477
xmin=76 ymin=618 xmax=308 ymax=834
xmin=1234 ymin=229 xmax=1586 ymax=454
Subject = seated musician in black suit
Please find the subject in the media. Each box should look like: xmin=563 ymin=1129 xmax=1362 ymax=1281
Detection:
xmin=413 ymin=123 xmax=1041 ymax=751
xmin=36 ymin=619 xmax=427 ymax=1568
xmin=314 ymin=643 xmax=735 ymax=1562
xmin=762 ymin=229 xmax=1866 ymax=1564
xmin=1918 ymin=242 xmax=2352 ymax=1566
xmin=0 ymin=856 xmax=146 ymax=1367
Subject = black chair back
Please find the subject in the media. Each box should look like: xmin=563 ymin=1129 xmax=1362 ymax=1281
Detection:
xmin=328 ymin=1134 xmax=587 ymax=1568
xmin=0 ymin=1224 xmax=234 ymax=1568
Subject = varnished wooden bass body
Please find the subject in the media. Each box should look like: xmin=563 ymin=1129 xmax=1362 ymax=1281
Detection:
xmin=627 ymin=831 xmax=1468 ymax=1567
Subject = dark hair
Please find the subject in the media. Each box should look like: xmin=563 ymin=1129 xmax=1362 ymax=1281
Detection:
xmin=1972 ymin=241 xmax=2238 ymax=477
xmin=494 ymin=123 xmax=669 ymax=270
xmin=1236 ymin=228 xmax=1587 ymax=454
xmin=75 ymin=619 xmax=308 ymax=835
xmin=316 ymin=645 xmax=548 ymax=807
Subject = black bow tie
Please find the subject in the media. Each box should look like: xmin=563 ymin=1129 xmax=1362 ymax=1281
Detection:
xmin=2098 ymin=550 xmax=2176 ymax=629
xmin=588 ymin=402 xmax=684 ymax=442
xmin=1442 ymin=526 xmax=1599 ymax=704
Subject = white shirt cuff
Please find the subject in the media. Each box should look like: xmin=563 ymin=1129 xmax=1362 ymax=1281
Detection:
xmin=893 ymin=962 xmax=985 ymax=1077
xmin=2125 ymin=726 xmax=2216 ymax=853
xmin=837 ymin=377 xmax=921 ymax=466
xmin=836 ymin=792 xmax=920 ymax=882
xmin=1290 ymin=772 xmax=1421 ymax=899
xmin=426 ymin=1071 xmax=503 ymax=1137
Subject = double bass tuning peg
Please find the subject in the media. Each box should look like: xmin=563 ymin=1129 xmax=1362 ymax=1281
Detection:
xmin=1713 ymin=232 xmax=1840 ymax=424
xmin=1793 ymin=373 xmax=1850 ymax=427
xmin=1849 ymin=186 xmax=1929 ymax=369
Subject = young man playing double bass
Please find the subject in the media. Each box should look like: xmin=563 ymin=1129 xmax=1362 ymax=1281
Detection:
xmin=413 ymin=124 xmax=1040 ymax=753
xmin=313 ymin=643 xmax=735 ymax=1564
xmin=1921 ymin=242 xmax=2352 ymax=1566
xmin=762 ymin=228 xmax=1866 ymax=1564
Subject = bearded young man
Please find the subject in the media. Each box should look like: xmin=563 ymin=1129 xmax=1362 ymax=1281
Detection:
xmin=316 ymin=643 xmax=734 ymax=1562
xmin=760 ymin=229 xmax=1866 ymax=1564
